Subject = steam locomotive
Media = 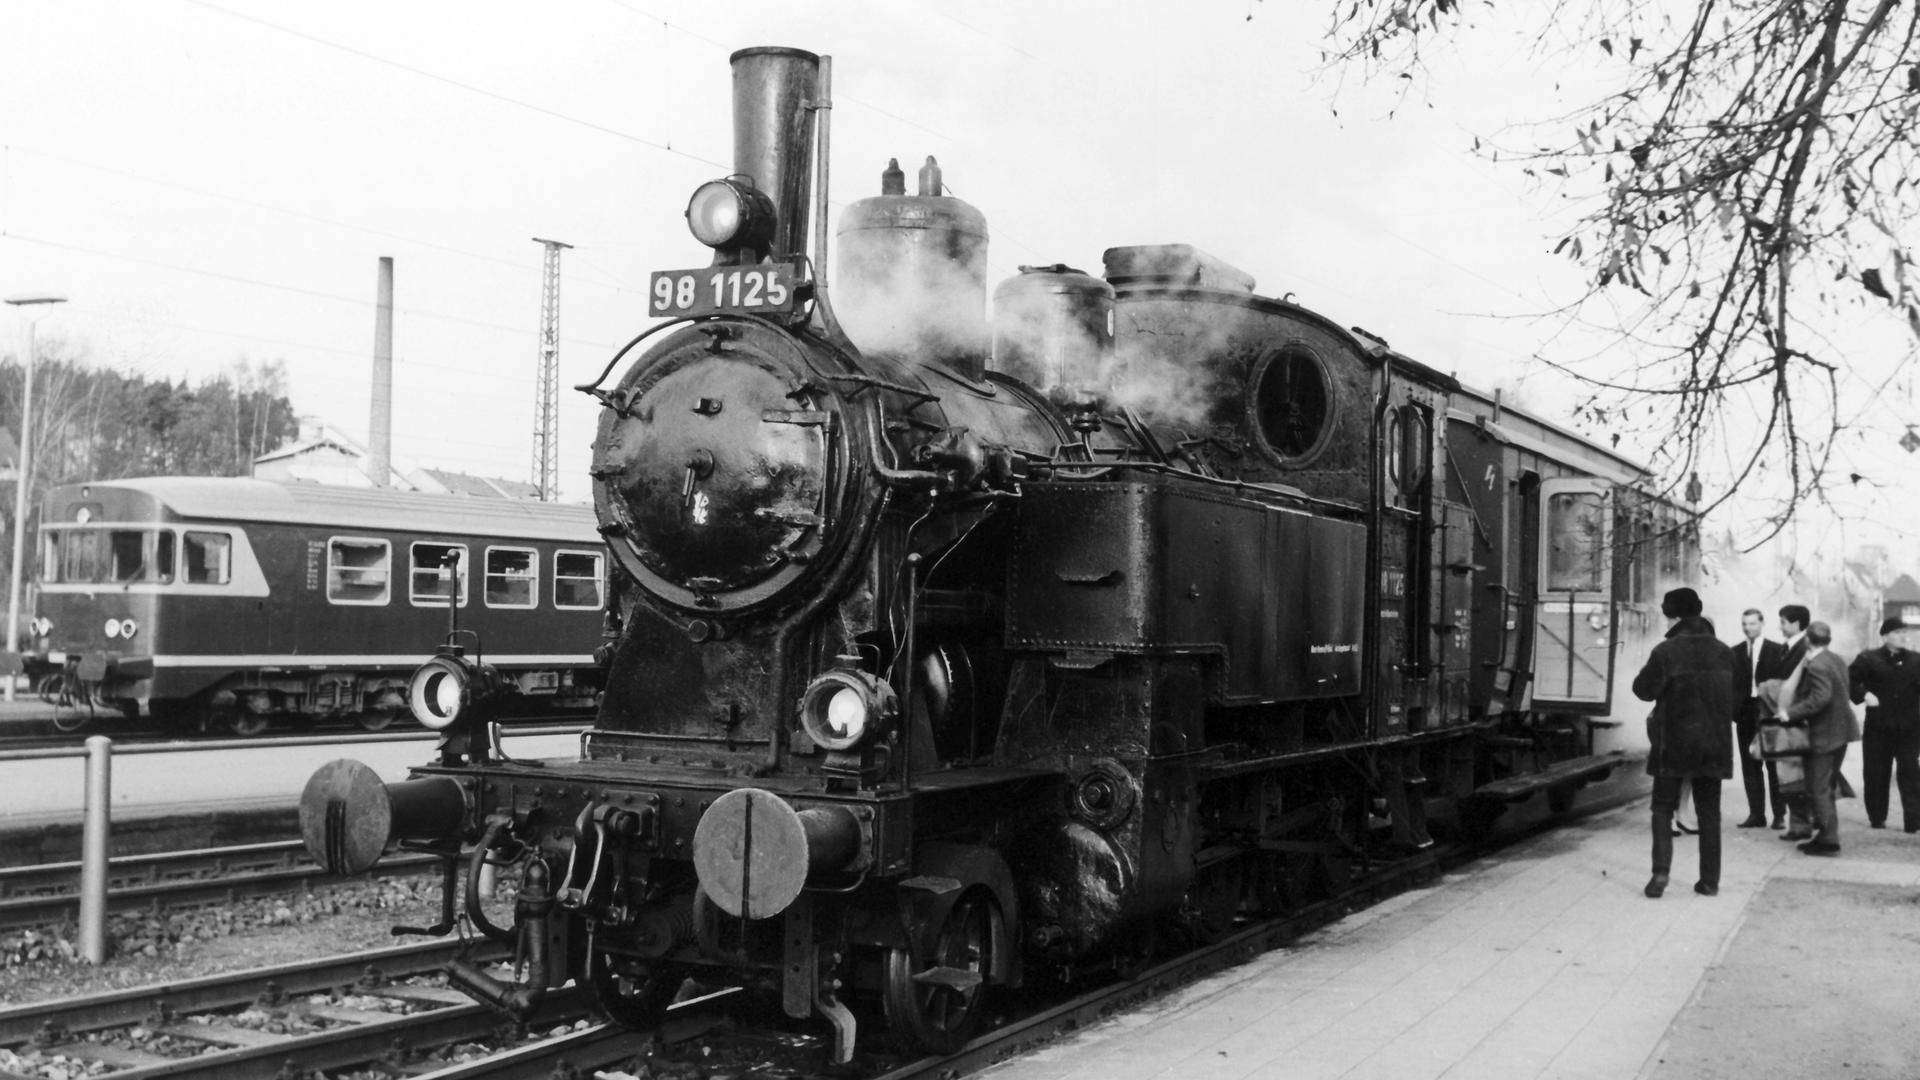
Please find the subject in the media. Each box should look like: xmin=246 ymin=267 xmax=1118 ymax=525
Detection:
xmin=300 ymin=46 xmax=1696 ymax=1060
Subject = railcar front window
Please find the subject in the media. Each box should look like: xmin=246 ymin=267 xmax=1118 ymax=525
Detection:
xmin=39 ymin=528 xmax=175 ymax=584
xmin=410 ymin=542 xmax=470 ymax=607
xmin=554 ymin=549 xmax=605 ymax=609
xmin=1546 ymin=491 xmax=1607 ymax=591
xmin=328 ymin=538 xmax=391 ymax=604
xmin=485 ymin=547 xmax=537 ymax=608
xmin=184 ymin=532 xmax=231 ymax=585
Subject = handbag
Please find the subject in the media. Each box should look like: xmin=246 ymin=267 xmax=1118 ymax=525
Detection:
xmin=1758 ymin=721 xmax=1811 ymax=759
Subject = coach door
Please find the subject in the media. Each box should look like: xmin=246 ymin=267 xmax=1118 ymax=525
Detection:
xmin=1532 ymin=477 xmax=1614 ymax=708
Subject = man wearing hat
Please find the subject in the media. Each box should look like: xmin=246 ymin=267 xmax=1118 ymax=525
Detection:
xmin=1848 ymin=618 xmax=1920 ymax=832
xmin=1631 ymin=586 xmax=1735 ymax=896
xmin=1780 ymin=621 xmax=1861 ymax=854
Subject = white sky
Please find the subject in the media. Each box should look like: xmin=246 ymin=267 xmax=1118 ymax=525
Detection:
xmin=1 ymin=0 xmax=1911 ymax=584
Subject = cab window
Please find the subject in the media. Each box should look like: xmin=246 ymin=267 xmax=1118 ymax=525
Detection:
xmin=485 ymin=547 xmax=537 ymax=608
xmin=554 ymin=549 xmax=605 ymax=610
xmin=39 ymin=528 xmax=174 ymax=584
xmin=410 ymin=542 xmax=469 ymax=607
xmin=184 ymin=531 xmax=232 ymax=585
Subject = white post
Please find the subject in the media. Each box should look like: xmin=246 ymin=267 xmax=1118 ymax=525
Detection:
xmin=78 ymin=734 xmax=111 ymax=964
xmin=4 ymin=292 xmax=66 ymax=702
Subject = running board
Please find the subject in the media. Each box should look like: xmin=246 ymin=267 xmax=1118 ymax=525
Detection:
xmin=1472 ymin=750 xmax=1639 ymax=803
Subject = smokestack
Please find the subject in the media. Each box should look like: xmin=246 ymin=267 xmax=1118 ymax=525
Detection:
xmin=730 ymin=47 xmax=820 ymax=261
xmin=369 ymin=256 xmax=394 ymax=488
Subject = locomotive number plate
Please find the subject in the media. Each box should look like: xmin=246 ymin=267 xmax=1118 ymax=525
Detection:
xmin=649 ymin=262 xmax=800 ymax=318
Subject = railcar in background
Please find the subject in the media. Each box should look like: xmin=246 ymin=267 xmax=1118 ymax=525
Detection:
xmin=298 ymin=47 xmax=1700 ymax=1061
xmin=9 ymin=477 xmax=608 ymax=734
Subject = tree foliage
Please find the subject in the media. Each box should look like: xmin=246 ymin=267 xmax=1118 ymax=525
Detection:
xmin=1328 ymin=0 xmax=1920 ymax=541
xmin=1 ymin=344 xmax=300 ymax=540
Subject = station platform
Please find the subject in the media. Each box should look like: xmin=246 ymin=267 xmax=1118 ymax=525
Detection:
xmin=987 ymin=760 xmax=1920 ymax=1080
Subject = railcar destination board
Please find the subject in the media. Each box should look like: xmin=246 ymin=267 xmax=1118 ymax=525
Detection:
xmin=649 ymin=262 xmax=801 ymax=318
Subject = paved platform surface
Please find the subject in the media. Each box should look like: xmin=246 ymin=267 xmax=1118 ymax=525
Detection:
xmin=986 ymin=760 xmax=1920 ymax=1080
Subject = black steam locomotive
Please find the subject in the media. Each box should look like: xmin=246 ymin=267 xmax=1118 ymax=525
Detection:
xmin=301 ymin=46 xmax=1696 ymax=1060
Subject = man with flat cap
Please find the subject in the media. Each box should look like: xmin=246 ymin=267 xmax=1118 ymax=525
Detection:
xmin=1849 ymin=618 xmax=1920 ymax=832
xmin=1632 ymin=586 xmax=1735 ymax=896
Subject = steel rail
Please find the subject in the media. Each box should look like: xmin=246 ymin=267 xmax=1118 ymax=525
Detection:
xmin=0 ymin=938 xmax=508 ymax=1045
xmin=0 ymin=839 xmax=442 ymax=931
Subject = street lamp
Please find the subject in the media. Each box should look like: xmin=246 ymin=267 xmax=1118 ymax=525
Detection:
xmin=4 ymin=291 xmax=68 ymax=702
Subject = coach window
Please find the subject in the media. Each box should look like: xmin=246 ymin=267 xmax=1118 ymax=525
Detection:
xmin=328 ymin=538 xmax=391 ymax=604
xmin=411 ymin=542 xmax=470 ymax=606
xmin=184 ymin=532 xmax=232 ymax=585
xmin=553 ymin=549 xmax=605 ymax=609
xmin=1250 ymin=346 xmax=1335 ymax=466
xmin=485 ymin=547 xmax=537 ymax=608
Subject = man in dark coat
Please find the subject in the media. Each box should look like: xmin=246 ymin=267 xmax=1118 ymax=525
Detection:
xmin=1848 ymin=618 xmax=1920 ymax=832
xmin=1632 ymin=587 xmax=1736 ymax=897
xmin=1730 ymin=608 xmax=1789 ymax=827
xmin=1782 ymin=622 xmax=1861 ymax=855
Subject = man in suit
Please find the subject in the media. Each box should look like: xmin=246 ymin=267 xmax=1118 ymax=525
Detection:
xmin=1778 ymin=604 xmax=1812 ymax=673
xmin=1848 ymin=618 xmax=1920 ymax=832
xmin=1730 ymin=608 xmax=1789 ymax=828
xmin=1782 ymin=621 xmax=1862 ymax=855
xmin=1631 ymin=587 xmax=1735 ymax=897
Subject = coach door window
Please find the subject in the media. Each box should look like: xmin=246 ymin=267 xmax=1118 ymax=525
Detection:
xmin=184 ymin=532 xmax=232 ymax=585
xmin=1545 ymin=487 xmax=1609 ymax=592
xmin=411 ymin=542 xmax=469 ymax=606
xmin=554 ymin=549 xmax=605 ymax=609
xmin=485 ymin=547 xmax=537 ymax=608
xmin=328 ymin=537 xmax=391 ymax=604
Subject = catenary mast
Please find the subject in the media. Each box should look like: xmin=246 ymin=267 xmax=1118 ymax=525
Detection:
xmin=531 ymin=237 xmax=572 ymax=501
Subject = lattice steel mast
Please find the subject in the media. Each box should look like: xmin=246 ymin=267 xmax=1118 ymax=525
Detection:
xmin=531 ymin=237 xmax=573 ymax=502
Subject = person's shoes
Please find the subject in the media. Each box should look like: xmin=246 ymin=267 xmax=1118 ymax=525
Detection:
xmin=1871 ymin=821 xmax=1887 ymax=829
xmin=1906 ymin=825 xmax=1920 ymax=834
xmin=1797 ymin=841 xmax=1841 ymax=857
xmin=1673 ymin=820 xmax=1698 ymax=836
xmin=1781 ymin=830 xmax=1814 ymax=840
xmin=1737 ymin=816 xmax=1768 ymax=828
xmin=1771 ymin=816 xmax=1786 ymax=829
xmin=1694 ymin=882 xmax=1718 ymax=896
xmin=1645 ymin=873 xmax=1669 ymax=898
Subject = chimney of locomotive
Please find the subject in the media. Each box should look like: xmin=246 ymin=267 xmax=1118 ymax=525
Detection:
xmin=729 ymin=47 xmax=820 ymax=263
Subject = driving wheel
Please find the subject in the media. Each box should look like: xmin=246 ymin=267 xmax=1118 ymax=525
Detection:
xmin=589 ymin=952 xmax=687 ymax=1029
xmin=882 ymin=888 xmax=996 ymax=1054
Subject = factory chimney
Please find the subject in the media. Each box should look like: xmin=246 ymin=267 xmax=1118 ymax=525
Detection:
xmin=368 ymin=256 xmax=394 ymax=488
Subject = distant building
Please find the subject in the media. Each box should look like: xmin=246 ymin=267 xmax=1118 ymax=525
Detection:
xmin=251 ymin=420 xmax=541 ymax=499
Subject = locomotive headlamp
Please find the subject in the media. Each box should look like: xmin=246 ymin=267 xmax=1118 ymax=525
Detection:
xmin=798 ymin=669 xmax=897 ymax=752
xmin=408 ymin=650 xmax=501 ymax=731
xmin=686 ymin=178 xmax=776 ymax=251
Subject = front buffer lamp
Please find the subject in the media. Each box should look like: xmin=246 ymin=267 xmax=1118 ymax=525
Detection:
xmin=408 ymin=645 xmax=508 ymax=763
xmin=798 ymin=667 xmax=896 ymax=753
xmin=686 ymin=177 xmax=776 ymax=255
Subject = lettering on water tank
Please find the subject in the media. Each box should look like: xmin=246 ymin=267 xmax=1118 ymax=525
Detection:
xmin=1309 ymin=642 xmax=1359 ymax=654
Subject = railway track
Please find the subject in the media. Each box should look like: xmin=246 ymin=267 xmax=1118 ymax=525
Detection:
xmin=0 ymin=840 xmax=441 ymax=932
xmin=0 ymin=938 xmax=606 ymax=1080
